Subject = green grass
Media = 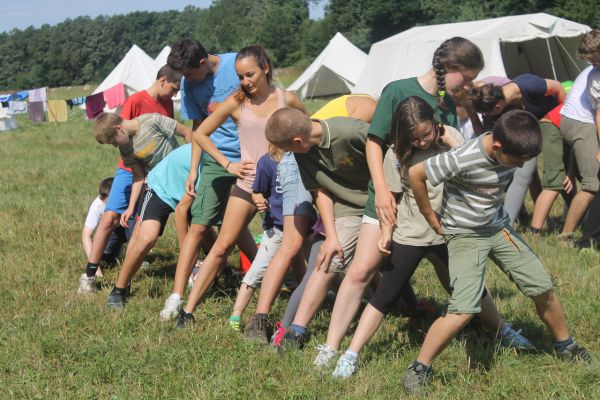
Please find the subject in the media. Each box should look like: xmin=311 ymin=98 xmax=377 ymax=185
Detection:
xmin=1 ymin=109 xmax=599 ymax=399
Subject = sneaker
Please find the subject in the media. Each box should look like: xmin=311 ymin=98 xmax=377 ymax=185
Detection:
xmin=229 ymin=318 xmax=241 ymax=332
xmin=245 ymin=314 xmax=269 ymax=345
xmin=140 ymin=260 xmax=150 ymax=270
xmin=160 ymin=293 xmax=183 ymax=321
xmin=270 ymin=322 xmax=287 ymax=348
xmin=402 ymin=362 xmax=433 ymax=396
xmin=187 ymin=263 xmax=202 ymax=289
xmin=332 ymin=352 xmax=358 ymax=379
xmin=107 ymin=287 xmax=126 ymax=309
xmin=77 ymin=273 xmax=96 ymax=294
xmin=499 ymin=323 xmax=536 ymax=350
xmin=281 ymin=327 xmax=307 ymax=350
xmin=175 ymin=309 xmax=195 ymax=329
xmin=555 ymin=342 xmax=593 ymax=363
xmin=313 ymin=344 xmax=337 ymax=370
xmin=557 ymin=232 xmax=576 ymax=247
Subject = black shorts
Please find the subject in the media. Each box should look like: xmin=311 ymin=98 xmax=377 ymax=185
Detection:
xmin=139 ymin=187 xmax=174 ymax=236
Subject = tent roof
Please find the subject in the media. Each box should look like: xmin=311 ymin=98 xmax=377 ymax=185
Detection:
xmin=154 ymin=46 xmax=171 ymax=68
xmin=288 ymin=32 xmax=367 ymax=97
xmin=353 ymin=13 xmax=591 ymax=97
xmin=93 ymin=44 xmax=158 ymax=95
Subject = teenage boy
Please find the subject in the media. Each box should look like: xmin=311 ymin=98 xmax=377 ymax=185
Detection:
xmin=160 ymin=39 xmax=257 ymax=319
xmin=77 ymin=65 xmax=181 ymax=294
xmin=405 ymin=110 xmax=592 ymax=395
xmin=92 ymin=111 xmax=192 ymax=307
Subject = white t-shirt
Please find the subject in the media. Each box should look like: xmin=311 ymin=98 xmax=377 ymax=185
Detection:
xmin=560 ymin=65 xmax=595 ymax=123
xmin=84 ymin=197 xmax=105 ymax=231
xmin=587 ymin=67 xmax=600 ymax=110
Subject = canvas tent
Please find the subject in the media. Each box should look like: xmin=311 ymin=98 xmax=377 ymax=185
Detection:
xmin=154 ymin=46 xmax=171 ymax=69
xmin=93 ymin=44 xmax=158 ymax=97
xmin=288 ymin=32 xmax=368 ymax=99
xmin=353 ymin=13 xmax=591 ymax=98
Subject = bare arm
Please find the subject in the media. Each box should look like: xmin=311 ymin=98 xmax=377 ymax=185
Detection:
xmin=314 ymin=189 xmax=343 ymax=272
xmin=174 ymin=122 xmax=193 ymax=143
xmin=366 ymin=137 xmax=396 ymax=225
xmin=121 ymin=163 xmax=145 ymax=228
xmin=81 ymin=226 xmax=94 ymax=259
xmin=408 ymin=162 xmax=442 ymax=235
xmin=545 ymin=79 xmax=567 ymax=104
xmin=377 ymin=222 xmax=394 ymax=256
xmin=285 ymin=91 xmax=309 ymax=116
xmin=185 ymin=119 xmax=204 ymax=196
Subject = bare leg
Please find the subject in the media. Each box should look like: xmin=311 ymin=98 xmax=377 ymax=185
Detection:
xmin=416 ymin=313 xmax=473 ymax=365
xmin=347 ymin=305 xmax=386 ymax=353
xmin=174 ymin=194 xmax=194 ymax=247
xmin=325 ymin=223 xmax=382 ymax=350
xmin=88 ymin=211 xmax=121 ymax=264
xmin=531 ymin=190 xmax=560 ymax=230
xmin=562 ymin=190 xmax=595 ymax=233
xmin=231 ymin=283 xmax=256 ymax=318
xmin=532 ymin=290 xmax=569 ymax=341
xmin=291 ymin=268 xmax=338 ymax=327
xmin=172 ymin=224 xmax=210 ymax=297
xmin=115 ymin=220 xmax=162 ymax=288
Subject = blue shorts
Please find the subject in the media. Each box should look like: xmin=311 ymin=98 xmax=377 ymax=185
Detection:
xmin=278 ymin=152 xmax=315 ymax=218
xmin=105 ymin=167 xmax=133 ymax=214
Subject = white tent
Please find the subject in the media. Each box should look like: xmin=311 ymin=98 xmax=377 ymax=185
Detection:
xmin=353 ymin=13 xmax=591 ymax=98
xmin=288 ymin=32 xmax=368 ymax=99
xmin=154 ymin=46 xmax=171 ymax=69
xmin=93 ymin=44 xmax=158 ymax=97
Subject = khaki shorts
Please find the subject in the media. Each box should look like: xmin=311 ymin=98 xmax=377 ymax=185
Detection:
xmin=540 ymin=122 xmax=567 ymax=190
xmin=560 ymin=116 xmax=600 ymax=192
xmin=445 ymin=225 xmax=554 ymax=314
xmin=190 ymin=158 xmax=236 ymax=226
xmin=327 ymin=215 xmax=362 ymax=273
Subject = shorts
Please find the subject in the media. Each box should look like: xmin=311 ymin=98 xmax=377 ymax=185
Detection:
xmin=328 ymin=215 xmax=362 ymax=273
xmin=361 ymin=214 xmax=379 ymax=225
xmin=560 ymin=116 xmax=600 ymax=192
xmin=241 ymin=226 xmax=284 ymax=288
xmin=190 ymin=158 xmax=236 ymax=226
xmin=230 ymin=184 xmax=254 ymax=205
xmin=445 ymin=224 xmax=554 ymax=314
xmin=105 ymin=167 xmax=133 ymax=214
xmin=540 ymin=121 xmax=567 ymax=190
xmin=278 ymin=152 xmax=315 ymax=218
xmin=139 ymin=187 xmax=174 ymax=236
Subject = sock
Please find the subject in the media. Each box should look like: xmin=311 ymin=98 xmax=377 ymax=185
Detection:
xmin=112 ymin=286 xmax=127 ymax=295
xmin=290 ymin=323 xmax=307 ymax=335
xmin=554 ymin=336 xmax=574 ymax=350
xmin=229 ymin=315 xmax=241 ymax=322
xmin=344 ymin=349 xmax=359 ymax=360
xmin=411 ymin=360 xmax=431 ymax=371
xmin=85 ymin=262 xmax=99 ymax=278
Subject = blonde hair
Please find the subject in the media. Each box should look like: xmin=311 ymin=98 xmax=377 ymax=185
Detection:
xmin=268 ymin=143 xmax=284 ymax=162
xmin=93 ymin=113 xmax=123 ymax=144
xmin=265 ymin=107 xmax=311 ymax=148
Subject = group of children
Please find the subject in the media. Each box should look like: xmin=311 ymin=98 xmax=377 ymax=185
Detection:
xmin=79 ymin=31 xmax=599 ymax=395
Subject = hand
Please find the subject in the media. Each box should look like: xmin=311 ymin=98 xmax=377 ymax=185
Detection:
xmin=316 ymin=236 xmax=344 ymax=273
xmin=185 ymin=171 xmax=198 ymax=196
xmin=377 ymin=233 xmax=392 ymax=256
xmin=374 ymin=188 xmax=396 ymax=225
xmin=563 ymin=175 xmax=574 ymax=194
xmin=227 ymin=160 xmax=254 ymax=179
xmin=120 ymin=207 xmax=134 ymax=228
xmin=425 ymin=211 xmax=443 ymax=235
xmin=252 ymin=192 xmax=268 ymax=212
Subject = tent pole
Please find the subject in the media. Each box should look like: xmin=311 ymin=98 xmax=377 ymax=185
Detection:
xmin=546 ymin=38 xmax=557 ymax=80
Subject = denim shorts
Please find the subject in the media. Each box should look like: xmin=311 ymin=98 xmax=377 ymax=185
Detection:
xmin=277 ymin=152 xmax=316 ymax=218
xmin=105 ymin=167 xmax=133 ymax=214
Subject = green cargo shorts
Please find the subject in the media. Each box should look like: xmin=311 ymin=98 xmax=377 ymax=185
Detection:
xmin=540 ymin=121 xmax=566 ymax=190
xmin=190 ymin=158 xmax=236 ymax=226
xmin=445 ymin=225 xmax=554 ymax=314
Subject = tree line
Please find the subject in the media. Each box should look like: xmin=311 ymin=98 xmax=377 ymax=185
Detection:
xmin=0 ymin=0 xmax=597 ymax=90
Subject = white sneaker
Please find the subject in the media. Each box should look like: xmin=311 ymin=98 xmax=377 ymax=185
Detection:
xmin=77 ymin=273 xmax=96 ymax=294
xmin=187 ymin=261 xmax=203 ymax=289
xmin=332 ymin=352 xmax=358 ymax=379
xmin=160 ymin=293 xmax=183 ymax=321
xmin=313 ymin=344 xmax=337 ymax=370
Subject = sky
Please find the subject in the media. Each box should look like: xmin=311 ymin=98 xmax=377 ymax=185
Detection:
xmin=0 ymin=0 xmax=327 ymax=33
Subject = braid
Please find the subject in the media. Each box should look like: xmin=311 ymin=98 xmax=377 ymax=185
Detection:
xmin=433 ymin=50 xmax=449 ymax=115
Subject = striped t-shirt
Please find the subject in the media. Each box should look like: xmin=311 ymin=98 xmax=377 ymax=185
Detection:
xmin=424 ymin=134 xmax=514 ymax=233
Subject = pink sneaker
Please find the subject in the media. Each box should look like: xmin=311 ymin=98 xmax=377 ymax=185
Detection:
xmin=270 ymin=321 xmax=287 ymax=348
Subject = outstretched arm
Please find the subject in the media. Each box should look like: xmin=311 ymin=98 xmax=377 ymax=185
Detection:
xmin=409 ymin=162 xmax=442 ymax=235
xmin=367 ymin=136 xmax=396 ymax=225
xmin=314 ymin=190 xmax=343 ymax=272
xmin=121 ymin=163 xmax=145 ymax=228
xmin=174 ymin=122 xmax=193 ymax=143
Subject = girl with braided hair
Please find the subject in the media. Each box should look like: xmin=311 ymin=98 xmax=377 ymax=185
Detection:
xmin=313 ymin=37 xmax=487 ymax=369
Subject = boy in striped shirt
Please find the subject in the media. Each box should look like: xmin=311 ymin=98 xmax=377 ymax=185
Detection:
xmin=405 ymin=110 xmax=591 ymax=395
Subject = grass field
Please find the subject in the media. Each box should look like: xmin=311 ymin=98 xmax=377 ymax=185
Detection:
xmin=1 ymin=104 xmax=599 ymax=399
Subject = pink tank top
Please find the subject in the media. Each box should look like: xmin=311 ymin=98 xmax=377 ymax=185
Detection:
xmin=236 ymin=87 xmax=286 ymax=193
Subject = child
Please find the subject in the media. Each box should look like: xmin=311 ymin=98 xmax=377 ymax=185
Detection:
xmin=228 ymin=145 xmax=285 ymax=331
xmin=92 ymin=111 xmax=192 ymax=308
xmin=404 ymin=109 xmax=592 ymax=395
xmin=331 ymin=97 xmax=532 ymax=379
xmin=79 ymin=177 xmax=126 ymax=285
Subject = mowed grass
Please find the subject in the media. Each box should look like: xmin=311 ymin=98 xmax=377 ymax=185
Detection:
xmin=1 ymin=106 xmax=599 ymax=400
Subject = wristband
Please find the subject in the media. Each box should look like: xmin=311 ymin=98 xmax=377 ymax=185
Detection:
xmin=225 ymin=161 xmax=231 ymax=171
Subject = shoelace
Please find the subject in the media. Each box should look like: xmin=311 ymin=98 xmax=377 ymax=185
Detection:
xmin=315 ymin=345 xmax=335 ymax=364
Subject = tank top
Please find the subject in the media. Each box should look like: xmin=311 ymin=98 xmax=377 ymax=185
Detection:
xmin=236 ymin=87 xmax=286 ymax=193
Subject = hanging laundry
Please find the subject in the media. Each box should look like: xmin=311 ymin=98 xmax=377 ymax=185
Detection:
xmin=16 ymin=90 xmax=29 ymax=101
xmin=8 ymin=101 xmax=28 ymax=114
xmin=28 ymin=87 xmax=47 ymax=102
xmin=85 ymin=92 xmax=105 ymax=119
xmin=103 ymin=82 xmax=126 ymax=109
xmin=71 ymin=96 xmax=86 ymax=105
xmin=0 ymin=94 xmax=14 ymax=102
xmin=47 ymin=100 xmax=68 ymax=122
xmin=28 ymin=101 xmax=45 ymax=122
xmin=66 ymin=99 xmax=73 ymax=109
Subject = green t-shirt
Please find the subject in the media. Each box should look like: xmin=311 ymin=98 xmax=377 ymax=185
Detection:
xmin=364 ymin=77 xmax=458 ymax=218
xmin=295 ymin=117 xmax=370 ymax=217
xmin=120 ymin=113 xmax=179 ymax=172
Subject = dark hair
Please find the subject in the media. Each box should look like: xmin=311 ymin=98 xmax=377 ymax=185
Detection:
xmin=468 ymin=84 xmax=505 ymax=114
xmin=578 ymin=30 xmax=600 ymax=65
xmin=432 ymin=37 xmax=484 ymax=112
xmin=99 ymin=177 xmax=114 ymax=199
xmin=167 ymin=39 xmax=209 ymax=70
xmin=390 ymin=96 xmax=444 ymax=168
xmin=234 ymin=45 xmax=273 ymax=102
xmin=493 ymin=109 xmax=542 ymax=158
xmin=156 ymin=64 xmax=183 ymax=83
